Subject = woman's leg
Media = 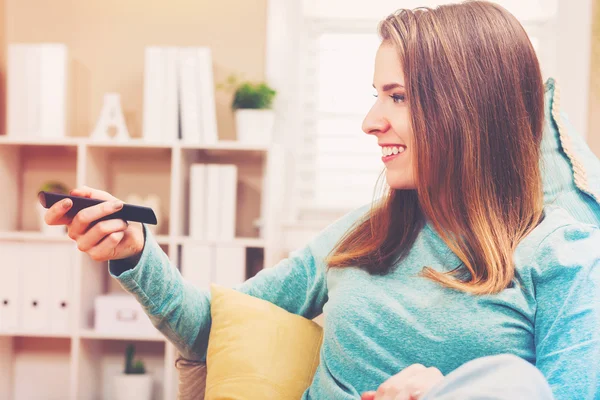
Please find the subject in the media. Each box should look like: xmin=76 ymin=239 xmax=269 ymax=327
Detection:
xmin=421 ymin=354 xmax=554 ymax=400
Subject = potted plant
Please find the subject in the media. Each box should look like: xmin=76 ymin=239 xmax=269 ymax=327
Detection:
xmin=113 ymin=344 xmax=152 ymax=400
xmin=36 ymin=181 xmax=70 ymax=235
xmin=220 ymin=74 xmax=277 ymax=145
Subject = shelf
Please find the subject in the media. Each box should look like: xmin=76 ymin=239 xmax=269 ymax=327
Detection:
xmin=180 ymin=140 xmax=269 ymax=153
xmin=0 ymin=230 xmax=72 ymax=242
xmin=0 ymin=135 xmax=271 ymax=153
xmin=0 ymin=331 xmax=72 ymax=339
xmin=78 ymin=329 xmax=165 ymax=342
xmin=176 ymin=236 xmax=266 ymax=247
xmin=0 ymin=231 xmax=172 ymax=247
xmin=0 ymin=135 xmax=82 ymax=146
xmin=85 ymin=138 xmax=174 ymax=149
xmin=155 ymin=235 xmax=171 ymax=245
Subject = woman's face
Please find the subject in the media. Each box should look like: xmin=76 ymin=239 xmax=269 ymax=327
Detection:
xmin=362 ymin=42 xmax=416 ymax=190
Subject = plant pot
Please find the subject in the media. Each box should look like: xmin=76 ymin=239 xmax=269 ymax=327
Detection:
xmin=36 ymin=202 xmax=66 ymax=236
xmin=235 ymin=109 xmax=275 ymax=145
xmin=113 ymin=374 xmax=153 ymax=400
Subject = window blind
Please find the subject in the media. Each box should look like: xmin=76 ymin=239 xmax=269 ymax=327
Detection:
xmin=294 ymin=1 xmax=557 ymax=217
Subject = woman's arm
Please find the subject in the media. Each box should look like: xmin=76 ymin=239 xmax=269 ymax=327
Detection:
xmin=108 ymin=206 xmax=368 ymax=361
xmin=532 ymin=223 xmax=600 ymax=399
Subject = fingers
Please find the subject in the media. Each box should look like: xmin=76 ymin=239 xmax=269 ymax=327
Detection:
xmin=69 ymin=199 xmax=124 ymax=238
xmin=70 ymin=186 xmax=118 ymax=202
xmin=87 ymin=230 xmax=126 ymax=262
xmin=376 ymin=384 xmax=409 ymax=400
xmin=75 ymin=219 xmax=129 ymax=253
xmin=372 ymin=364 xmax=440 ymax=400
xmin=361 ymin=391 xmax=376 ymax=400
xmin=44 ymin=198 xmax=74 ymax=226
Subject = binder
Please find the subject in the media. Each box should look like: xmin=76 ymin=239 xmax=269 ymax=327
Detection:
xmin=178 ymin=47 xmax=218 ymax=144
xmin=142 ymin=47 xmax=164 ymax=142
xmin=214 ymin=245 xmax=246 ymax=288
xmin=178 ymin=48 xmax=202 ymax=144
xmin=143 ymin=46 xmax=178 ymax=143
xmin=0 ymin=242 xmax=21 ymax=332
xmin=189 ymin=164 xmax=207 ymax=239
xmin=218 ymin=165 xmax=238 ymax=240
xmin=20 ymin=243 xmax=51 ymax=332
xmin=48 ymin=244 xmax=74 ymax=334
xmin=181 ymin=244 xmax=213 ymax=291
xmin=196 ymin=48 xmax=218 ymax=145
xmin=205 ymin=164 xmax=221 ymax=241
xmin=163 ymin=47 xmax=179 ymax=142
xmin=7 ymin=44 xmax=67 ymax=139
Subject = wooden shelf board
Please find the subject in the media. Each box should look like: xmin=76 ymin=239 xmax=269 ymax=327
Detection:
xmin=0 ymin=230 xmax=72 ymax=242
xmin=0 ymin=136 xmax=81 ymax=146
xmin=176 ymin=236 xmax=266 ymax=247
xmin=0 ymin=331 xmax=72 ymax=339
xmin=0 ymin=136 xmax=271 ymax=153
xmin=180 ymin=140 xmax=269 ymax=152
xmin=78 ymin=329 xmax=165 ymax=342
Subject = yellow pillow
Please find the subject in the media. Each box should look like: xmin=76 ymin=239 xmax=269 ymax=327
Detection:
xmin=206 ymin=284 xmax=324 ymax=400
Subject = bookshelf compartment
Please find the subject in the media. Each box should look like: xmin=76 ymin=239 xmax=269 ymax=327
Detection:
xmin=78 ymin=244 xmax=170 ymax=334
xmin=177 ymin=148 xmax=265 ymax=239
xmin=83 ymin=145 xmax=172 ymax=236
xmin=77 ymin=338 xmax=166 ymax=400
xmin=11 ymin=337 xmax=72 ymax=400
xmin=0 ymin=143 xmax=78 ymax=233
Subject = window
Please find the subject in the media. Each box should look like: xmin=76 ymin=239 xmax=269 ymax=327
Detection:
xmin=290 ymin=0 xmax=561 ymax=219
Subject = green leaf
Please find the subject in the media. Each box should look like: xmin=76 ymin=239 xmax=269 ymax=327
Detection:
xmin=231 ymin=81 xmax=277 ymax=110
xmin=39 ymin=181 xmax=69 ymax=194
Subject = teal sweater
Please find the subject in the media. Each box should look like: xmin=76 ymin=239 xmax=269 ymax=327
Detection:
xmin=109 ymin=205 xmax=600 ymax=399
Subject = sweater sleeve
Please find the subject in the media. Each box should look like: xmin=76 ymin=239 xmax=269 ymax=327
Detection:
xmin=531 ymin=223 xmax=600 ymax=399
xmin=108 ymin=207 xmax=367 ymax=361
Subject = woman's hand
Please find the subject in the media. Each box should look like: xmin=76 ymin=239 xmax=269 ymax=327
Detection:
xmin=361 ymin=364 xmax=444 ymax=400
xmin=44 ymin=186 xmax=145 ymax=263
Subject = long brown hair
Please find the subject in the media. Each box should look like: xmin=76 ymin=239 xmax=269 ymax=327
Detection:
xmin=327 ymin=1 xmax=545 ymax=295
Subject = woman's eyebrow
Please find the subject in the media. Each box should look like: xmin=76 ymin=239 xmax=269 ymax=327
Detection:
xmin=373 ymin=82 xmax=405 ymax=91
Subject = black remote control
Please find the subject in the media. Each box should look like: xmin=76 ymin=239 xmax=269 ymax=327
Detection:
xmin=38 ymin=191 xmax=158 ymax=225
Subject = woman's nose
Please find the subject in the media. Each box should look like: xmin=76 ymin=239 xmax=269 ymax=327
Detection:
xmin=362 ymin=105 xmax=390 ymax=136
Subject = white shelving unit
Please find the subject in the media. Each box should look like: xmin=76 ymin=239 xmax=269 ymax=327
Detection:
xmin=0 ymin=136 xmax=287 ymax=400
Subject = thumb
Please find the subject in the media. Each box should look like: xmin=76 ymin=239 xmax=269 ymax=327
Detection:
xmin=361 ymin=391 xmax=376 ymax=400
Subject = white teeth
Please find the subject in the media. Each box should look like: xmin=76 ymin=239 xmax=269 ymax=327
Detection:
xmin=381 ymin=145 xmax=406 ymax=156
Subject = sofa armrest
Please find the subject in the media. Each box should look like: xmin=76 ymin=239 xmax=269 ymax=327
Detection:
xmin=175 ymin=357 xmax=207 ymax=400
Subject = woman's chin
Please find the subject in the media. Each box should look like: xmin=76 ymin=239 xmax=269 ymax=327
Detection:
xmin=385 ymin=169 xmax=416 ymax=190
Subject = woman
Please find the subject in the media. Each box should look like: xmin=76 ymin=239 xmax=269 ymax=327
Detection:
xmin=45 ymin=1 xmax=599 ymax=399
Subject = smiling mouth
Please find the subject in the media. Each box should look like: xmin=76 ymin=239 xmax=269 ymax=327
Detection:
xmin=381 ymin=145 xmax=407 ymax=163
xmin=381 ymin=145 xmax=406 ymax=157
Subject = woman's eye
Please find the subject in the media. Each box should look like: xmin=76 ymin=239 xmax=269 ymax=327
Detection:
xmin=391 ymin=94 xmax=406 ymax=103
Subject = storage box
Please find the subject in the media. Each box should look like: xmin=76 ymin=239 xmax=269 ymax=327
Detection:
xmin=94 ymin=293 xmax=157 ymax=336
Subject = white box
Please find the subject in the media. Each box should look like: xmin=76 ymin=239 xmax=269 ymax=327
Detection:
xmin=181 ymin=244 xmax=213 ymax=290
xmin=7 ymin=43 xmax=67 ymax=139
xmin=214 ymin=245 xmax=246 ymax=288
xmin=218 ymin=165 xmax=238 ymax=240
xmin=94 ymin=293 xmax=157 ymax=336
xmin=0 ymin=242 xmax=22 ymax=332
xmin=178 ymin=48 xmax=202 ymax=144
xmin=189 ymin=164 xmax=207 ymax=239
xmin=48 ymin=244 xmax=75 ymax=334
xmin=143 ymin=46 xmax=178 ymax=143
xmin=204 ymin=164 xmax=238 ymax=240
xmin=205 ymin=164 xmax=221 ymax=241
xmin=20 ymin=244 xmax=51 ymax=332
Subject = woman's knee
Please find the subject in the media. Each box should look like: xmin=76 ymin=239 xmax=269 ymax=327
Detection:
xmin=463 ymin=353 xmax=547 ymax=382
xmin=422 ymin=354 xmax=554 ymax=400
